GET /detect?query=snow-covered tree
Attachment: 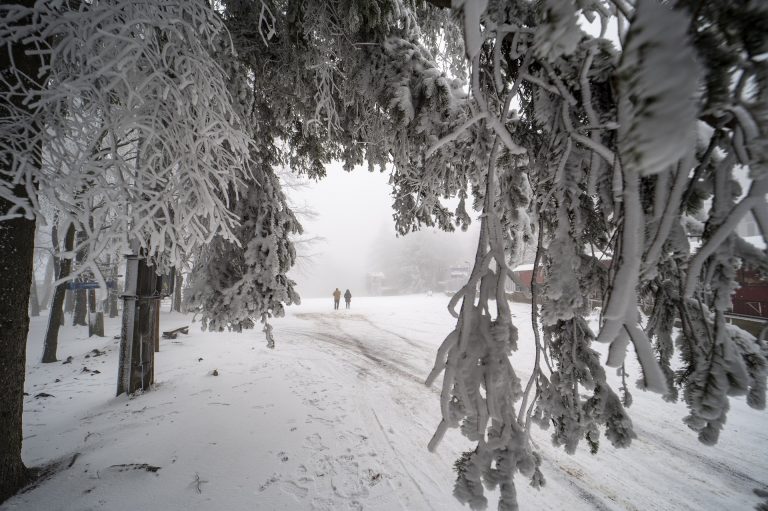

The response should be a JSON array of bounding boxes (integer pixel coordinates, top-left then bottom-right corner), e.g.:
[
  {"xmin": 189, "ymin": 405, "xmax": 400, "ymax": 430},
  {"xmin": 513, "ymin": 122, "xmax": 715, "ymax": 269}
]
[
  {"xmin": 0, "ymin": 0, "xmax": 265, "ymax": 501},
  {"xmin": 417, "ymin": 1, "xmax": 768, "ymax": 508},
  {"xmin": 185, "ymin": 171, "xmax": 302, "ymax": 344},
  {"xmin": 2, "ymin": 0, "xmax": 767, "ymax": 508}
]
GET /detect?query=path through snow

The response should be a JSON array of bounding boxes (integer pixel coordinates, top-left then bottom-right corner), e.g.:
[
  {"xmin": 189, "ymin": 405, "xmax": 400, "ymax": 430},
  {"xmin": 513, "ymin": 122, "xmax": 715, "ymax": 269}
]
[{"xmin": 3, "ymin": 296, "xmax": 767, "ymax": 510}]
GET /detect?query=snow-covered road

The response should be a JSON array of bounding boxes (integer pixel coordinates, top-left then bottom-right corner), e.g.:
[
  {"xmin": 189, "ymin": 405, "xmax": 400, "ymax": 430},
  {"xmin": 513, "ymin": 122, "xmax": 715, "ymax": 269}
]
[{"xmin": 3, "ymin": 296, "xmax": 767, "ymax": 510}]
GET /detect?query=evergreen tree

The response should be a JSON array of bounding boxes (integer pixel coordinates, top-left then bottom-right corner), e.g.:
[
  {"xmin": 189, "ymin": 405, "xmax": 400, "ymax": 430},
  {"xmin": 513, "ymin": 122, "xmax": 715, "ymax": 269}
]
[
  {"xmin": 1, "ymin": 0, "xmax": 767, "ymax": 508},
  {"xmin": 186, "ymin": 171, "xmax": 302, "ymax": 344},
  {"xmin": 0, "ymin": 0, "xmax": 263, "ymax": 501}
]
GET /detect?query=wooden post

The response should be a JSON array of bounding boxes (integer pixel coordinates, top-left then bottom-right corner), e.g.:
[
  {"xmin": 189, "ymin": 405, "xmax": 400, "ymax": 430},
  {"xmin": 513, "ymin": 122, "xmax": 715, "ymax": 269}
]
[
  {"xmin": 117, "ymin": 250, "xmax": 162, "ymax": 395},
  {"xmin": 117, "ymin": 248, "xmax": 162, "ymax": 395}
]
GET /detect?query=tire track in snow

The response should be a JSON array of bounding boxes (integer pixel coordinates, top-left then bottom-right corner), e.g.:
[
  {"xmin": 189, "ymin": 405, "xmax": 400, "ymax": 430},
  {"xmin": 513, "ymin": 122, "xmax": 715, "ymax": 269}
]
[
  {"xmin": 341, "ymin": 314, "xmax": 436, "ymax": 355},
  {"xmin": 368, "ymin": 408, "xmax": 438, "ymax": 511},
  {"xmin": 634, "ymin": 425, "xmax": 766, "ymax": 489},
  {"xmin": 287, "ymin": 311, "xmax": 620, "ymax": 510},
  {"xmin": 321, "ymin": 328, "xmax": 614, "ymax": 510},
  {"xmin": 283, "ymin": 328, "xmax": 432, "ymax": 390},
  {"xmin": 284, "ymin": 317, "xmax": 446, "ymax": 509},
  {"xmin": 537, "ymin": 456, "xmax": 617, "ymax": 511},
  {"xmin": 295, "ymin": 312, "xmax": 436, "ymax": 361}
]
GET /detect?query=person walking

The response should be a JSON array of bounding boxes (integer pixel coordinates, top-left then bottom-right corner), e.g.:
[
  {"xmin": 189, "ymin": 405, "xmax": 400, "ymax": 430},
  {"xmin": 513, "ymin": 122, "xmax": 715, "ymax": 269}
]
[
  {"xmin": 332, "ymin": 288, "xmax": 341, "ymax": 310},
  {"xmin": 344, "ymin": 289, "xmax": 352, "ymax": 309}
]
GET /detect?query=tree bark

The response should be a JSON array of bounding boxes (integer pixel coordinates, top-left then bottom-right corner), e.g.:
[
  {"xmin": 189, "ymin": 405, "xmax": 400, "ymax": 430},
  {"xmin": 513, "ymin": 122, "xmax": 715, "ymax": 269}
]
[
  {"xmin": 87, "ymin": 288, "xmax": 98, "ymax": 338},
  {"xmin": 0, "ymin": 198, "xmax": 35, "ymax": 504},
  {"xmin": 64, "ymin": 288, "xmax": 74, "ymax": 314},
  {"xmin": 0, "ymin": 0, "xmax": 42, "ymax": 500},
  {"xmin": 42, "ymin": 224, "xmax": 75, "ymax": 363},
  {"xmin": 154, "ymin": 300, "xmax": 161, "ymax": 352},
  {"xmin": 72, "ymin": 288, "xmax": 87, "ymax": 326},
  {"xmin": 29, "ymin": 277, "xmax": 40, "ymax": 317},
  {"xmin": 109, "ymin": 283, "xmax": 119, "ymax": 318},
  {"xmin": 107, "ymin": 258, "xmax": 119, "ymax": 318},
  {"xmin": 173, "ymin": 270, "xmax": 182, "ymax": 312},
  {"xmin": 40, "ymin": 253, "xmax": 55, "ymax": 309},
  {"xmin": 72, "ymin": 231, "xmax": 88, "ymax": 326}
]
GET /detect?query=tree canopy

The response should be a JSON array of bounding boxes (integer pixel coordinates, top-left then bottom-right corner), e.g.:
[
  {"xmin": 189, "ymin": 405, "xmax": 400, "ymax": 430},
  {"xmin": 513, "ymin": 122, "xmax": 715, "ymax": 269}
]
[{"xmin": 1, "ymin": 0, "xmax": 767, "ymax": 508}]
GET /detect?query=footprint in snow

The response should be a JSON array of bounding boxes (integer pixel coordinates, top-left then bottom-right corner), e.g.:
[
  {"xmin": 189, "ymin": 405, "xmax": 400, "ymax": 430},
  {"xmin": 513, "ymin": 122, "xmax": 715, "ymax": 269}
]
[
  {"xmin": 280, "ymin": 480, "xmax": 309, "ymax": 500},
  {"xmin": 257, "ymin": 473, "xmax": 280, "ymax": 492},
  {"xmin": 305, "ymin": 433, "xmax": 328, "ymax": 451}
]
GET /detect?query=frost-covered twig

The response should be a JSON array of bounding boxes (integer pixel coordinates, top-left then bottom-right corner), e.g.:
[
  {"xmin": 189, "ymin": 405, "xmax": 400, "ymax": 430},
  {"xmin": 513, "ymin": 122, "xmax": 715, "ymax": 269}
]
[
  {"xmin": 642, "ymin": 155, "xmax": 693, "ymax": 279},
  {"xmin": 518, "ymin": 218, "xmax": 546, "ymax": 425},
  {"xmin": 425, "ymin": 112, "xmax": 487, "ymax": 159},
  {"xmin": 0, "ymin": 0, "xmax": 254, "ymax": 272}
]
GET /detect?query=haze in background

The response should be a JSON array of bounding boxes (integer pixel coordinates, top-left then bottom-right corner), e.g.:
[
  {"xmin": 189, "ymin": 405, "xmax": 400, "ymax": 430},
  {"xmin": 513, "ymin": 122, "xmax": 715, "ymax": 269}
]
[
  {"xmin": 287, "ymin": 162, "xmax": 479, "ymax": 298},
  {"xmin": 286, "ymin": 18, "xmax": 618, "ymax": 301}
]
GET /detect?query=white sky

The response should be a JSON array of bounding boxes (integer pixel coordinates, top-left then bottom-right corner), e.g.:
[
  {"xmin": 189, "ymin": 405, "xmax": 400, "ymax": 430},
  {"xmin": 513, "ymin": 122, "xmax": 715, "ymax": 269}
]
[
  {"xmin": 287, "ymin": 162, "xmax": 479, "ymax": 298},
  {"xmin": 288, "ymin": 163, "xmax": 393, "ymax": 298}
]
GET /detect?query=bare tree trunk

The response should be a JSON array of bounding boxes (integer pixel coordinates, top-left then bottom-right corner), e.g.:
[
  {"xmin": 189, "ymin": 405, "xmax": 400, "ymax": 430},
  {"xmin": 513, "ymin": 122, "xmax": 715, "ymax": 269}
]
[
  {"xmin": 173, "ymin": 270, "xmax": 182, "ymax": 312},
  {"xmin": 0, "ymin": 1, "xmax": 41, "ymax": 500},
  {"xmin": 0, "ymin": 197, "xmax": 34, "ymax": 504},
  {"xmin": 87, "ymin": 287, "xmax": 102, "ymax": 338},
  {"xmin": 109, "ymin": 285, "xmax": 119, "ymax": 318},
  {"xmin": 154, "ymin": 302, "xmax": 161, "ymax": 352},
  {"xmin": 72, "ymin": 287, "xmax": 87, "ymax": 325},
  {"xmin": 40, "ymin": 254, "xmax": 55, "ymax": 310},
  {"xmin": 64, "ymin": 289, "xmax": 74, "ymax": 314},
  {"xmin": 42, "ymin": 224, "xmax": 75, "ymax": 363},
  {"xmin": 108, "ymin": 258, "xmax": 119, "ymax": 318},
  {"xmin": 29, "ymin": 277, "xmax": 40, "ymax": 317},
  {"xmin": 72, "ymin": 231, "xmax": 88, "ymax": 326}
]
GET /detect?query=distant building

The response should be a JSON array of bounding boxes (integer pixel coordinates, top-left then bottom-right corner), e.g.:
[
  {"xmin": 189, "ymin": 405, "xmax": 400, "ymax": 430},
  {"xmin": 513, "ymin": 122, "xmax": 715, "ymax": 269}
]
[
  {"xmin": 366, "ymin": 272, "xmax": 385, "ymax": 296},
  {"xmin": 439, "ymin": 262, "xmax": 470, "ymax": 294},
  {"xmin": 732, "ymin": 235, "xmax": 767, "ymax": 320},
  {"xmin": 507, "ymin": 263, "xmax": 543, "ymax": 302},
  {"xmin": 736, "ymin": 214, "xmax": 760, "ymax": 238}
]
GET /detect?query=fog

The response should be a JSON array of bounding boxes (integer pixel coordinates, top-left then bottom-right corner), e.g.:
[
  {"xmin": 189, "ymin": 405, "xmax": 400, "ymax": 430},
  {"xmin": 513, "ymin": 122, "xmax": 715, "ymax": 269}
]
[
  {"xmin": 287, "ymin": 162, "xmax": 480, "ymax": 299},
  {"xmin": 283, "ymin": 16, "xmax": 605, "ymax": 302}
]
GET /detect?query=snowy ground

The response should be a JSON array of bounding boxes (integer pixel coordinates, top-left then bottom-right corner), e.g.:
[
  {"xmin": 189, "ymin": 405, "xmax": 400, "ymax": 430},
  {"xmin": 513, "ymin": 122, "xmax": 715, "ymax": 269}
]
[{"xmin": 3, "ymin": 295, "xmax": 768, "ymax": 511}]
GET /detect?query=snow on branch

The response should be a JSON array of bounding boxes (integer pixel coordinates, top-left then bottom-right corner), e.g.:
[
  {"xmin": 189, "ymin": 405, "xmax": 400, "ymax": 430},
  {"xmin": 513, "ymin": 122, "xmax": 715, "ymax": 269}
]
[
  {"xmin": 419, "ymin": 0, "xmax": 768, "ymax": 507},
  {"xmin": 616, "ymin": 0, "xmax": 700, "ymax": 177},
  {"xmin": 0, "ymin": 0, "xmax": 254, "ymax": 272}
]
